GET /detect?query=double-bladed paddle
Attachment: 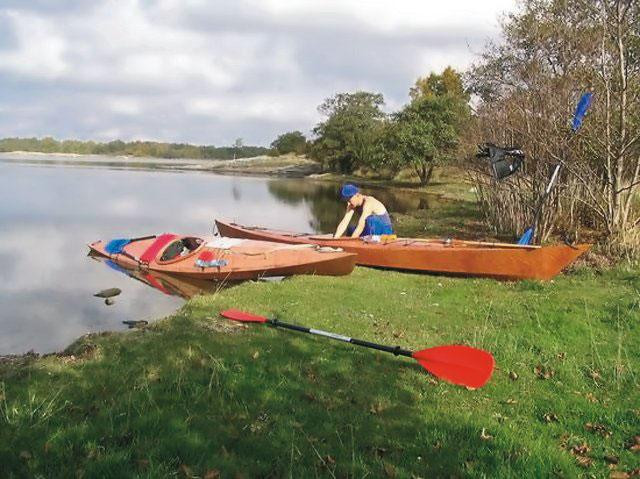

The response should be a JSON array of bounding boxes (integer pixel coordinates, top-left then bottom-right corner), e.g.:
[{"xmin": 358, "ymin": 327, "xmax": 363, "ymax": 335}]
[{"xmin": 220, "ymin": 309, "xmax": 495, "ymax": 389}]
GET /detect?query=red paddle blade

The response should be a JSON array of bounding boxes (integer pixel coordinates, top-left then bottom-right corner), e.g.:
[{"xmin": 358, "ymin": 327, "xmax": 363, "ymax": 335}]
[
  {"xmin": 413, "ymin": 345, "xmax": 495, "ymax": 389},
  {"xmin": 220, "ymin": 309, "xmax": 268, "ymax": 323}
]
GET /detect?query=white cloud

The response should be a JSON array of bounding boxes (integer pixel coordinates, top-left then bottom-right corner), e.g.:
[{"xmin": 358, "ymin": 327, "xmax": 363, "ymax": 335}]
[
  {"xmin": 0, "ymin": 0, "xmax": 516, "ymax": 145},
  {"xmin": 0, "ymin": 10, "xmax": 68, "ymax": 79}
]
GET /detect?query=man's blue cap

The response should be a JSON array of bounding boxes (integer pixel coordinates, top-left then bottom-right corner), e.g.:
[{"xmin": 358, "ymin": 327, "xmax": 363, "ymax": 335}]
[{"xmin": 340, "ymin": 183, "xmax": 359, "ymax": 200}]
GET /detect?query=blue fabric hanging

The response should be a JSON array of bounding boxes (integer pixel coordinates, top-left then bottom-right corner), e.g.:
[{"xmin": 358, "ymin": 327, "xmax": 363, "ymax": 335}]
[{"xmin": 571, "ymin": 92, "xmax": 593, "ymax": 132}]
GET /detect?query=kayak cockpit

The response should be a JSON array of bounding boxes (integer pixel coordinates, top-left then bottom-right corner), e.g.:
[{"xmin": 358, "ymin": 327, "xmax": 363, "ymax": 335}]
[{"xmin": 155, "ymin": 236, "xmax": 205, "ymax": 264}]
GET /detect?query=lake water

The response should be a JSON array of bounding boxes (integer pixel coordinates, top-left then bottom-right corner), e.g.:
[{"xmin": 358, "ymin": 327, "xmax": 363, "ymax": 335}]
[{"xmin": 0, "ymin": 157, "xmax": 430, "ymax": 354}]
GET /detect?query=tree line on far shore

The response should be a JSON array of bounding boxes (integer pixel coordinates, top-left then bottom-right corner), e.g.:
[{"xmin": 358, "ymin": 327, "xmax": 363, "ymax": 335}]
[{"xmin": 0, "ymin": 137, "xmax": 271, "ymax": 160}]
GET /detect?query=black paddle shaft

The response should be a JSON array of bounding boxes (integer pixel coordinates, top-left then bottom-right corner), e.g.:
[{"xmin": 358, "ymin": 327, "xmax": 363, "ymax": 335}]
[{"xmin": 267, "ymin": 319, "xmax": 414, "ymax": 358}]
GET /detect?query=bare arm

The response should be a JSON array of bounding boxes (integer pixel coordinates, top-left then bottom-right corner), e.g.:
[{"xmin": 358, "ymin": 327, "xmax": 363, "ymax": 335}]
[{"xmin": 334, "ymin": 208, "xmax": 355, "ymax": 238}]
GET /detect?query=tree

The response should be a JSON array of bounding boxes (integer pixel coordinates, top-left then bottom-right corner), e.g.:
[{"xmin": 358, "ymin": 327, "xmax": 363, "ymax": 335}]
[
  {"xmin": 387, "ymin": 95, "xmax": 466, "ymax": 185},
  {"xmin": 311, "ymin": 91, "xmax": 386, "ymax": 173},
  {"xmin": 410, "ymin": 66, "xmax": 469, "ymax": 102},
  {"xmin": 271, "ymin": 131, "xmax": 307, "ymax": 155}
]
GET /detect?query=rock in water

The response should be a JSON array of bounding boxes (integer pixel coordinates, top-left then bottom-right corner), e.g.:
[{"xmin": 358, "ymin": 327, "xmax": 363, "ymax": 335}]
[
  {"xmin": 122, "ymin": 320, "xmax": 148, "ymax": 329},
  {"xmin": 94, "ymin": 288, "xmax": 122, "ymax": 298},
  {"xmin": 104, "ymin": 298, "xmax": 115, "ymax": 306}
]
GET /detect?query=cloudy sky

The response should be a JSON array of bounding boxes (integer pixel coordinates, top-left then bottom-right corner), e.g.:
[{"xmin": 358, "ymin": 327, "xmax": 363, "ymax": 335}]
[{"xmin": 0, "ymin": 0, "xmax": 515, "ymax": 146}]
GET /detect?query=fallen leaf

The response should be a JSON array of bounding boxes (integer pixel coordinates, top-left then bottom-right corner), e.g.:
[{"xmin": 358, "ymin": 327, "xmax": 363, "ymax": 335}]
[
  {"xmin": 534, "ymin": 365, "xmax": 555, "ymax": 380},
  {"xmin": 589, "ymin": 369, "xmax": 602, "ymax": 381},
  {"xmin": 252, "ymin": 351, "xmax": 259, "ymax": 359},
  {"xmin": 543, "ymin": 413, "xmax": 559, "ymax": 423},
  {"xmin": 575, "ymin": 455, "xmax": 593, "ymax": 468},
  {"xmin": 383, "ymin": 462, "xmax": 397, "ymax": 478},
  {"xmin": 504, "ymin": 398, "xmax": 518, "ymax": 405},
  {"xmin": 323, "ymin": 455, "xmax": 336, "ymax": 466},
  {"xmin": 369, "ymin": 402, "xmax": 385, "ymax": 415},
  {"xmin": 604, "ymin": 455, "xmax": 620, "ymax": 464},
  {"xmin": 627, "ymin": 435, "xmax": 640, "ymax": 452},
  {"xmin": 610, "ymin": 471, "xmax": 629, "ymax": 479},
  {"xmin": 570, "ymin": 442, "xmax": 591, "ymax": 456},
  {"xmin": 509, "ymin": 371, "xmax": 519, "ymax": 380},
  {"xmin": 480, "ymin": 428, "xmax": 493, "ymax": 441},
  {"xmin": 585, "ymin": 422, "xmax": 612, "ymax": 438},
  {"xmin": 556, "ymin": 352, "xmax": 567, "ymax": 360},
  {"xmin": 204, "ymin": 470, "xmax": 220, "ymax": 479},
  {"xmin": 585, "ymin": 392, "xmax": 598, "ymax": 403},
  {"xmin": 179, "ymin": 464, "xmax": 194, "ymax": 478}
]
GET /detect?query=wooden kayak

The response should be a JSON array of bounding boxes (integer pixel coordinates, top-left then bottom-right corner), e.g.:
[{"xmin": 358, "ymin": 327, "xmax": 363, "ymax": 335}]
[
  {"xmin": 88, "ymin": 233, "xmax": 356, "ymax": 281},
  {"xmin": 215, "ymin": 220, "xmax": 590, "ymax": 281}
]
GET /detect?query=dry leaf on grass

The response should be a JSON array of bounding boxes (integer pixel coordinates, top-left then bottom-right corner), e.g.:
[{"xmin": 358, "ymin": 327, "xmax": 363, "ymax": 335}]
[
  {"xmin": 179, "ymin": 464, "xmax": 194, "ymax": 478},
  {"xmin": 323, "ymin": 455, "xmax": 336, "ymax": 466},
  {"xmin": 575, "ymin": 455, "xmax": 593, "ymax": 468},
  {"xmin": 480, "ymin": 428, "xmax": 493, "ymax": 441},
  {"xmin": 585, "ymin": 422, "xmax": 612, "ymax": 438},
  {"xmin": 384, "ymin": 462, "xmax": 397, "ymax": 478},
  {"xmin": 627, "ymin": 435, "xmax": 640, "ymax": 452},
  {"xmin": 570, "ymin": 443, "xmax": 591, "ymax": 456},
  {"xmin": 534, "ymin": 365, "xmax": 555, "ymax": 379}
]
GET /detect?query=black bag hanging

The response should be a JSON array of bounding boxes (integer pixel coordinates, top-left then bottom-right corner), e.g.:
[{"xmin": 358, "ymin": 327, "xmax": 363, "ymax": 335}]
[{"xmin": 477, "ymin": 143, "xmax": 525, "ymax": 180}]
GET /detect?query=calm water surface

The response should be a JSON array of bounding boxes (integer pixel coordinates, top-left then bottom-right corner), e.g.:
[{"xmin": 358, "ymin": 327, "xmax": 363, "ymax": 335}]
[{"xmin": 0, "ymin": 158, "xmax": 430, "ymax": 354}]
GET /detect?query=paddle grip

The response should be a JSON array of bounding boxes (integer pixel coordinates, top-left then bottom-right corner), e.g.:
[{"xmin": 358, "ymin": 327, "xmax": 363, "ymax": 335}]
[{"xmin": 349, "ymin": 338, "xmax": 413, "ymax": 358}]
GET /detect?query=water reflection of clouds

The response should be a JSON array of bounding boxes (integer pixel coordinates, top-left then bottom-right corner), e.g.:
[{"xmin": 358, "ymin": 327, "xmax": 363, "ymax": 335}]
[{"xmin": 0, "ymin": 163, "xmax": 325, "ymax": 354}]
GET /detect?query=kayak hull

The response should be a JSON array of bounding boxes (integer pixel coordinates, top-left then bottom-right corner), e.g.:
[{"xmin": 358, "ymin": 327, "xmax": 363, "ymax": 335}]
[
  {"xmin": 88, "ymin": 234, "xmax": 356, "ymax": 281},
  {"xmin": 215, "ymin": 220, "xmax": 590, "ymax": 281}
]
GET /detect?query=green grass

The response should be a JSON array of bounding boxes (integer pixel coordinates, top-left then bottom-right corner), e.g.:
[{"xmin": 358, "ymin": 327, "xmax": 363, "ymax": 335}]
[{"xmin": 2, "ymin": 267, "xmax": 639, "ymax": 478}]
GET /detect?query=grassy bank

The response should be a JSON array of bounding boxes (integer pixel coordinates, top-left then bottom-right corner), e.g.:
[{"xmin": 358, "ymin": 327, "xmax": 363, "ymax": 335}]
[{"xmin": 2, "ymin": 266, "xmax": 639, "ymax": 477}]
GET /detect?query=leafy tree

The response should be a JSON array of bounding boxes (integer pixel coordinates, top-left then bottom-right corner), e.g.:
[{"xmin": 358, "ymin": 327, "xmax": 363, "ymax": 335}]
[
  {"xmin": 410, "ymin": 66, "xmax": 469, "ymax": 102},
  {"xmin": 385, "ymin": 68, "xmax": 469, "ymax": 185},
  {"xmin": 387, "ymin": 95, "xmax": 466, "ymax": 185},
  {"xmin": 270, "ymin": 131, "xmax": 307, "ymax": 155},
  {"xmin": 311, "ymin": 91, "xmax": 386, "ymax": 173}
]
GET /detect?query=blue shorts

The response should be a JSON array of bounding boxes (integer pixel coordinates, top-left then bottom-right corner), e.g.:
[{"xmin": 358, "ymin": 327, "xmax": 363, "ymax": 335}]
[{"xmin": 348, "ymin": 213, "xmax": 394, "ymax": 236}]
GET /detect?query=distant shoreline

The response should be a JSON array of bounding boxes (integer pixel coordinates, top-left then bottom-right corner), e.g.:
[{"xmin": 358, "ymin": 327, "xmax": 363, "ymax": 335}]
[{"xmin": 0, "ymin": 151, "xmax": 321, "ymax": 178}]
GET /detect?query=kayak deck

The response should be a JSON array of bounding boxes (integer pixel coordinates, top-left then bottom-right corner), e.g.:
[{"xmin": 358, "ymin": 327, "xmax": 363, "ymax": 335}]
[{"xmin": 215, "ymin": 220, "xmax": 590, "ymax": 281}]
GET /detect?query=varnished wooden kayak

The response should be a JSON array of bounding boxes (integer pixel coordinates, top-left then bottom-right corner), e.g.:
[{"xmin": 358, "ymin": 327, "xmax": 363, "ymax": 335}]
[
  {"xmin": 215, "ymin": 220, "xmax": 590, "ymax": 281},
  {"xmin": 88, "ymin": 233, "xmax": 356, "ymax": 281}
]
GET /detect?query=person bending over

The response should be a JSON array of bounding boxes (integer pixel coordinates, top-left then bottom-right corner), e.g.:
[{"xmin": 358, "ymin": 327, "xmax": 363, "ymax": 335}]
[{"xmin": 334, "ymin": 184, "xmax": 394, "ymax": 238}]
